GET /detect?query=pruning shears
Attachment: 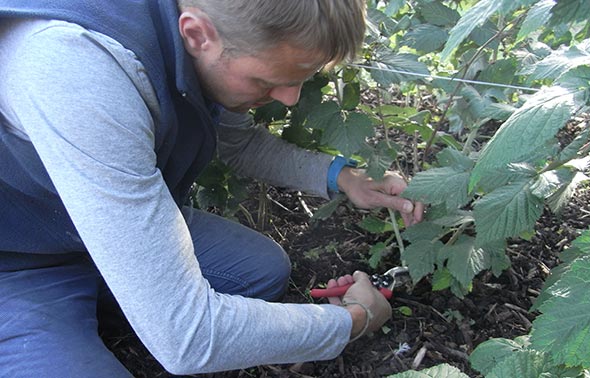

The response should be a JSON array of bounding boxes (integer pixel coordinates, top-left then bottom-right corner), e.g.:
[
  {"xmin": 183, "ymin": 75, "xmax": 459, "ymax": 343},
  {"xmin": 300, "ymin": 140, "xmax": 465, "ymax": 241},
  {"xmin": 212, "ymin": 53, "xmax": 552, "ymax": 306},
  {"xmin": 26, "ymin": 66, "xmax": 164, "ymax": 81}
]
[{"xmin": 310, "ymin": 266, "xmax": 411, "ymax": 300}]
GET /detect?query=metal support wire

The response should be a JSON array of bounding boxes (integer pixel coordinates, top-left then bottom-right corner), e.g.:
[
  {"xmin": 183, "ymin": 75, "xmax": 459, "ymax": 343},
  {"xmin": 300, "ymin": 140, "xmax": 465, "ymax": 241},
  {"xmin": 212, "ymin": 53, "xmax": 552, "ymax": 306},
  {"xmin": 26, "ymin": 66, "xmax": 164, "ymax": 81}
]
[{"xmin": 347, "ymin": 63, "xmax": 540, "ymax": 93}]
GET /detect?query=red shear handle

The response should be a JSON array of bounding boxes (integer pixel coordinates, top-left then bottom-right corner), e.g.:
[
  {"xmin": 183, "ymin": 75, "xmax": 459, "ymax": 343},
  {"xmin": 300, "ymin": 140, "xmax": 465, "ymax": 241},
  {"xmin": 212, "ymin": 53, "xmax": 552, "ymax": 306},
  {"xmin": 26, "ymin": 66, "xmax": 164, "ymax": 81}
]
[{"xmin": 310, "ymin": 284, "xmax": 393, "ymax": 299}]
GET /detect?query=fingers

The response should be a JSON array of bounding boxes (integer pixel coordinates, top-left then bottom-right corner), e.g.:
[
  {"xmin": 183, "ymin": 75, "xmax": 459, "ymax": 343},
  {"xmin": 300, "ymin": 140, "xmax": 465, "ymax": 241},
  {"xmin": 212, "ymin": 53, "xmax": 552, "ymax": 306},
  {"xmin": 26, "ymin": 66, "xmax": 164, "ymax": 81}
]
[{"xmin": 326, "ymin": 274, "xmax": 354, "ymax": 305}]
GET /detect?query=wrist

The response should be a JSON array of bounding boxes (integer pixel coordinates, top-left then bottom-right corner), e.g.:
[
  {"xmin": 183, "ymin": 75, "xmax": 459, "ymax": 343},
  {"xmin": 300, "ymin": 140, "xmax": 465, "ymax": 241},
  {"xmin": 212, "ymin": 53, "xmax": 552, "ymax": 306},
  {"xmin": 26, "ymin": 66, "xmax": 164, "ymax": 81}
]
[
  {"xmin": 327, "ymin": 156, "xmax": 357, "ymax": 193},
  {"xmin": 342, "ymin": 301, "xmax": 373, "ymax": 342}
]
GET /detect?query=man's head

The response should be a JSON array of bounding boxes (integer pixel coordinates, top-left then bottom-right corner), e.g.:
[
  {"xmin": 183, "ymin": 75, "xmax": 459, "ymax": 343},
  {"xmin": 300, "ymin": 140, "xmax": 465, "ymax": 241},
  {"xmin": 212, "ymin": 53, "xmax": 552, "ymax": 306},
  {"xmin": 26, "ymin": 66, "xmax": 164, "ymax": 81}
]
[{"xmin": 177, "ymin": 0, "xmax": 366, "ymax": 113}]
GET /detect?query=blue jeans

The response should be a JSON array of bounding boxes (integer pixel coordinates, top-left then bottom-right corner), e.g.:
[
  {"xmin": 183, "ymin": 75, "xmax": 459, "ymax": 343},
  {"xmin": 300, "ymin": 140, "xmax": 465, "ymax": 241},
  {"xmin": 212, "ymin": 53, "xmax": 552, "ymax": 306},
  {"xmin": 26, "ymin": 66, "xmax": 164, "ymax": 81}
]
[{"xmin": 0, "ymin": 208, "xmax": 291, "ymax": 377}]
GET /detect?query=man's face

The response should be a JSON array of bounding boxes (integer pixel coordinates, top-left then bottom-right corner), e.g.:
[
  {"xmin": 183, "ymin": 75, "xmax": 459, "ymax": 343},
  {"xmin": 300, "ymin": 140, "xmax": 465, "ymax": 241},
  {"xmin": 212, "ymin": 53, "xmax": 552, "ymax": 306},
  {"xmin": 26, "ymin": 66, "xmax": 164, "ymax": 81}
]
[{"xmin": 194, "ymin": 44, "xmax": 325, "ymax": 113}]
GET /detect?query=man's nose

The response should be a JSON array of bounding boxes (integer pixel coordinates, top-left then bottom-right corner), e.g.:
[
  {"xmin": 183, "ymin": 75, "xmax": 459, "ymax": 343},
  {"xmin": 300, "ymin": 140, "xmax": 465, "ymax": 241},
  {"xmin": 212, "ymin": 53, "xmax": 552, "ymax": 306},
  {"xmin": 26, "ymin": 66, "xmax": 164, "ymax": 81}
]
[{"xmin": 269, "ymin": 85, "xmax": 302, "ymax": 107}]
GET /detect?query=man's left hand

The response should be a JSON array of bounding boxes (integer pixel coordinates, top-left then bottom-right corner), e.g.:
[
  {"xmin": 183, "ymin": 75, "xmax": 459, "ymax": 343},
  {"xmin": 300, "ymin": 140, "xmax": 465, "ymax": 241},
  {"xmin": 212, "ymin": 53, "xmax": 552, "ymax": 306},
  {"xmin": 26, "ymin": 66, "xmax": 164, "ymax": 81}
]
[{"xmin": 336, "ymin": 167, "xmax": 424, "ymax": 226}]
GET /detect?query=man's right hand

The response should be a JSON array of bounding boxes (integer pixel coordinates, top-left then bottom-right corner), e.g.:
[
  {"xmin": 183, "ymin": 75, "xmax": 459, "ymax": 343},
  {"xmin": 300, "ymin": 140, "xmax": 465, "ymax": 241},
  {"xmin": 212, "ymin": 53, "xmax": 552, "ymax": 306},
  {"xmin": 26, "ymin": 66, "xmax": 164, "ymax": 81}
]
[{"xmin": 326, "ymin": 271, "xmax": 392, "ymax": 341}]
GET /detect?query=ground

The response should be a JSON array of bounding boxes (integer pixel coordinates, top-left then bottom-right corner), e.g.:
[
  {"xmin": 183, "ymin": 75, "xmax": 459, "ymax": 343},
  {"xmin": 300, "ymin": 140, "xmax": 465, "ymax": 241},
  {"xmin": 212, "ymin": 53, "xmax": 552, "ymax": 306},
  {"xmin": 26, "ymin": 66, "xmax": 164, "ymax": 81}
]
[{"xmin": 103, "ymin": 180, "xmax": 590, "ymax": 378}]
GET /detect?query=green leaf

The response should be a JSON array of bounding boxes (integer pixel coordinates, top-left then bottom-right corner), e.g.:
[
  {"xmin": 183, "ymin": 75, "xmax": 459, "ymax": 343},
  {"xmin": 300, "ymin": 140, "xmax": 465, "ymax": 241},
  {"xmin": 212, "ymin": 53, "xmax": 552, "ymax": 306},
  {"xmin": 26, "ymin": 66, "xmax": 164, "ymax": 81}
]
[
  {"xmin": 384, "ymin": 0, "xmax": 405, "ymax": 17},
  {"xmin": 479, "ymin": 239, "xmax": 511, "ymax": 277},
  {"xmin": 371, "ymin": 51, "xmax": 430, "ymax": 86},
  {"xmin": 361, "ymin": 141, "xmax": 398, "ymax": 180},
  {"xmin": 341, "ymin": 82, "xmax": 361, "ymax": 110},
  {"xmin": 253, "ymin": 101, "xmax": 288, "ymax": 124},
  {"xmin": 525, "ymin": 40, "xmax": 590, "ymax": 81},
  {"xmin": 444, "ymin": 236, "xmax": 491, "ymax": 288},
  {"xmin": 305, "ymin": 101, "xmax": 342, "ymax": 130},
  {"xmin": 549, "ymin": 0, "xmax": 590, "ymax": 26},
  {"xmin": 403, "ymin": 167, "xmax": 471, "ymax": 210},
  {"xmin": 482, "ymin": 103, "xmax": 516, "ymax": 121},
  {"xmin": 359, "ymin": 216, "xmax": 394, "ymax": 234},
  {"xmin": 470, "ymin": 86, "xmax": 578, "ymax": 189},
  {"xmin": 432, "ymin": 268, "xmax": 453, "ymax": 291},
  {"xmin": 396, "ymin": 306, "xmax": 413, "ymax": 317},
  {"xmin": 369, "ymin": 242, "xmax": 388, "ymax": 269},
  {"xmin": 558, "ymin": 127, "xmax": 590, "ymax": 162},
  {"xmin": 196, "ymin": 185, "xmax": 228, "ymax": 209},
  {"xmin": 470, "ymin": 336, "xmax": 530, "ymax": 375},
  {"xmin": 401, "ymin": 222, "xmax": 445, "ymax": 244},
  {"xmin": 437, "ymin": 148, "xmax": 475, "ymax": 171},
  {"xmin": 386, "ymin": 363, "xmax": 470, "ymax": 378},
  {"xmin": 311, "ymin": 194, "xmax": 346, "ymax": 221},
  {"xmin": 517, "ymin": 0, "xmax": 555, "ymax": 42},
  {"xmin": 487, "ymin": 350, "xmax": 555, "ymax": 378},
  {"xmin": 401, "ymin": 240, "xmax": 443, "ymax": 283},
  {"xmin": 419, "ymin": 2, "xmax": 460, "ymax": 27},
  {"xmin": 401, "ymin": 24, "xmax": 448, "ymax": 53},
  {"xmin": 320, "ymin": 111, "xmax": 374, "ymax": 158},
  {"xmin": 474, "ymin": 178, "xmax": 544, "ymax": 245},
  {"xmin": 550, "ymin": 171, "xmax": 589, "ymax": 215},
  {"xmin": 432, "ymin": 210, "xmax": 474, "ymax": 228},
  {"xmin": 440, "ymin": 0, "xmax": 502, "ymax": 61},
  {"xmin": 530, "ymin": 255, "xmax": 590, "ymax": 368}
]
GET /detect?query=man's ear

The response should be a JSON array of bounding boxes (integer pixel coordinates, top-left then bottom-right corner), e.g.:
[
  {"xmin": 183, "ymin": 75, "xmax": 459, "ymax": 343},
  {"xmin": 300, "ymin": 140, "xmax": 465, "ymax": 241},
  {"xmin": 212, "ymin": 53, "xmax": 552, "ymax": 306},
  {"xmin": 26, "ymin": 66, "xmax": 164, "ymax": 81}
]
[{"xmin": 178, "ymin": 8, "xmax": 221, "ymax": 56}]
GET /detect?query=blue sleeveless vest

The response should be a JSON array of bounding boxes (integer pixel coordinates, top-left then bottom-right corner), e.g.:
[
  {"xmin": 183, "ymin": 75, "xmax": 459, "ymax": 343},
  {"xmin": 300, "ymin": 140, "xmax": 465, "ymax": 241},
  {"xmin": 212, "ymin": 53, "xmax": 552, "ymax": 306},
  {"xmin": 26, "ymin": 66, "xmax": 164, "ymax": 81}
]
[{"xmin": 0, "ymin": 0, "xmax": 218, "ymax": 253}]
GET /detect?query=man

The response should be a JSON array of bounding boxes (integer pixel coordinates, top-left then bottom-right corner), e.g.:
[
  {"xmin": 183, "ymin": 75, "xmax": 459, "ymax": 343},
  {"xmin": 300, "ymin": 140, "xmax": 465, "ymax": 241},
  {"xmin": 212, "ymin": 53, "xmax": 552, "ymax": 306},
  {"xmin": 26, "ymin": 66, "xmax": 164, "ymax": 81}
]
[{"xmin": 0, "ymin": 0, "xmax": 423, "ymax": 376}]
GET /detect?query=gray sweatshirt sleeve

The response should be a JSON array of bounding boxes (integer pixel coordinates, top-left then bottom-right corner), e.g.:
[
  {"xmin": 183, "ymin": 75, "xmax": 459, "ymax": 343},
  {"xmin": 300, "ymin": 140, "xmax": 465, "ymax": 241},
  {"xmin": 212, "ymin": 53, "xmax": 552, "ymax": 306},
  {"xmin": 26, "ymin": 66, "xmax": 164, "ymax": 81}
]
[
  {"xmin": 217, "ymin": 110, "xmax": 334, "ymax": 199},
  {"xmin": 0, "ymin": 20, "xmax": 351, "ymax": 374}
]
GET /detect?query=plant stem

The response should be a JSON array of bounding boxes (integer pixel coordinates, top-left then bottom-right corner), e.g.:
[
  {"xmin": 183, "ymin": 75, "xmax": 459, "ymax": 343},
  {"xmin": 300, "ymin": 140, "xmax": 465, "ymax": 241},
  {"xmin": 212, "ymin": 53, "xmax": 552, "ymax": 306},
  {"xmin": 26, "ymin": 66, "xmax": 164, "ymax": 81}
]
[{"xmin": 387, "ymin": 208, "xmax": 405, "ymax": 255}]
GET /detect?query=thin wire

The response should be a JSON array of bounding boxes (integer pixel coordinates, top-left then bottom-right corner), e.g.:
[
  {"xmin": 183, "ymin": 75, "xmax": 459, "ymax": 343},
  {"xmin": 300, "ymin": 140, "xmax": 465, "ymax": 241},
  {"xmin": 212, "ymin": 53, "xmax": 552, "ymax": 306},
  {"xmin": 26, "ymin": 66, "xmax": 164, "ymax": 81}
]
[{"xmin": 347, "ymin": 63, "xmax": 541, "ymax": 93}]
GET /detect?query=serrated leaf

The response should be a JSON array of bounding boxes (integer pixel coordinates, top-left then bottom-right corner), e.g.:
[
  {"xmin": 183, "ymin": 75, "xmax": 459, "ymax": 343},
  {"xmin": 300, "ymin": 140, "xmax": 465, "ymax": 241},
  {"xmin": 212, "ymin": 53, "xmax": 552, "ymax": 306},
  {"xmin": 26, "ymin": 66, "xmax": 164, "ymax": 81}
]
[
  {"xmin": 474, "ymin": 178, "xmax": 544, "ymax": 245},
  {"xmin": 479, "ymin": 239, "xmax": 511, "ymax": 276},
  {"xmin": 361, "ymin": 141, "xmax": 398, "ymax": 180},
  {"xmin": 531, "ymin": 170, "xmax": 562, "ymax": 198},
  {"xmin": 527, "ymin": 40, "xmax": 590, "ymax": 81},
  {"xmin": 547, "ymin": 170, "xmax": 588, "ymax": 214},
  {"xmin": 371, "ymin": 52, "xmax": 430, "ymax": 86},
  {"xmin": 432, "ymin": 210, "xmax": 474, "ymax": 228},
  {"xmin": 342, "ymin": 82, "xmax": 361, "ymax": 110},
  {"xmin": 359, "ymin": 216, "xmax": 394, "ymax": 234},
  {"xmin": 403, "ymin": 167, "xmax": 471, "ymax": 210},
  {"xmin": 531, "ymin": 255, "xmax": 590, "ymax": 368},
  {"xmin": 401, "ymin": 24, "xmax": 448, "ymax": 53},
  {"xmin": 444, "ymin": 236, "xmax": 491, "ymax": 288},
  {"xmin": 401, "ymin": 240, "xmax": 443, "ymax": 283},
  {"xmin": 320, "ymin": 111, "xmax": 374, "ymax": 157},
  {"xmin": 305, "ymin": 101, "xmax": 342, "ymax": 130},
  {"xmin": 482, "ymin": 103, "xmax": 517, "ymax": 121},
  {"xmin": 517, "ymin": 0, "xmax": 555, "ymax": 42},
  {"xmin": 559, "ymin": 127, "xmax": 590, "ymax": 162},
  {"xmin": 420, "ymin": 2, "xmax": 460, "ymax": 27},
  {"xmin": 386, "ymin": 363, "xmax": 470, "ymax": 378},
  {"xmin": 487, "ymin": 350, "xmax": 554, "ymax": 378},
  {"xmin": 549, "ymin": 0, "xmax": 590, "ymax": 26},
  {"xmin": 437, "ymin": 148, "xmax": 475, "ymax": 171},
  {"xmin": 470, "ymin": 86, "xmax": 577, "ymax": 189},
  {"xmin": 432, "ymin": 268, "xmax": 453, "ymax": 291},
  {"xmin": 440, "ymin": 0, "xmax": 502, "ymax": 61},
  {"xmin": 384, "ymin": 0, "xmax": 405, "ymax": 17},
  {"xmin": 401, "ymin": 222, "xmax": 445, "ymax": 244},
  {"xmin": 470, "ymin": 20, "xmax": 500, "ymax": 50},
  {"xmin": 470, "ymin": 337, "xmax": 530, "ymax": 375},
  {"xmin": 196, "ymin": 185, "xmax": 228, "ymax": 209},
  {"xmin": 366, "ymin": 7, "xmax": 399, "ymax": 37}
]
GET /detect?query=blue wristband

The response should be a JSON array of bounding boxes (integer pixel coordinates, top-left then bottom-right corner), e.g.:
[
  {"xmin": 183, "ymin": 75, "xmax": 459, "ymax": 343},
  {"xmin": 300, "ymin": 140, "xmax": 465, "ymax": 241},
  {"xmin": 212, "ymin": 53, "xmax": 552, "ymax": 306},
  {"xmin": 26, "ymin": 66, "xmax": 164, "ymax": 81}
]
[{"xmin": 327, "ymin": 156, "xmax": 358, "ymax": 193}]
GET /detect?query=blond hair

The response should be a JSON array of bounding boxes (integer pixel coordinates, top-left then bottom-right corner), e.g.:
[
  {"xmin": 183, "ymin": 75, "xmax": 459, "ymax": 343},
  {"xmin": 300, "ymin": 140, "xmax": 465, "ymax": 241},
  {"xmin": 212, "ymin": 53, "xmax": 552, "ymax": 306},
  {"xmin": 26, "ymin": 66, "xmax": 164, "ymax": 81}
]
[{"xmin": 177, "ymin": 0, "xmax": 366, "ymax": 65}]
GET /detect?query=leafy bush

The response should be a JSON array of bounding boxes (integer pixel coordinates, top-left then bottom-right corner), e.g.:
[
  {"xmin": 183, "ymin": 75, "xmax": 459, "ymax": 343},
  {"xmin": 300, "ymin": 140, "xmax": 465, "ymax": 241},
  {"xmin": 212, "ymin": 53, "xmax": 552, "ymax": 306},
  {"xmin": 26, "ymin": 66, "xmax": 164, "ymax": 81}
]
[
  {"xmin": 196, "ymin": 0, "xmax": 590, "ymax": 300},
  {"xmin": 467, "ymin": 229, "xmax": 590, "ymax": 377}
]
